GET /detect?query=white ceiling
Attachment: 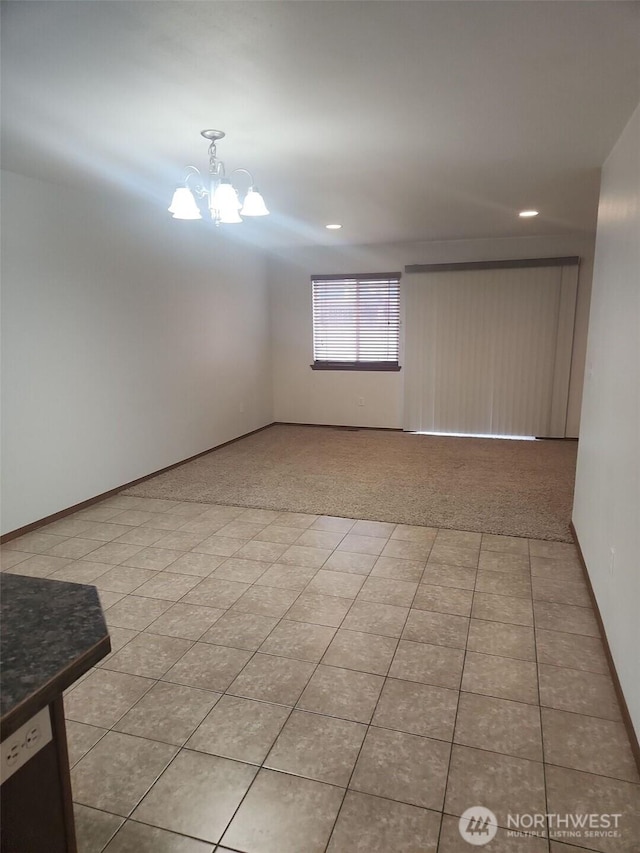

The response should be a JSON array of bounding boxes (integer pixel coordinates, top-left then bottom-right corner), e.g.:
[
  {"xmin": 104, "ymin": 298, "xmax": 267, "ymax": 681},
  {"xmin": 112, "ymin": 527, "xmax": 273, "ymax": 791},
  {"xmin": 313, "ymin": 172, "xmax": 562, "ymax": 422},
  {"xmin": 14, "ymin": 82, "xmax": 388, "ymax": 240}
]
[{"xmin": 1, "ymin": 1, "xmax": 639, "ymax": 247}]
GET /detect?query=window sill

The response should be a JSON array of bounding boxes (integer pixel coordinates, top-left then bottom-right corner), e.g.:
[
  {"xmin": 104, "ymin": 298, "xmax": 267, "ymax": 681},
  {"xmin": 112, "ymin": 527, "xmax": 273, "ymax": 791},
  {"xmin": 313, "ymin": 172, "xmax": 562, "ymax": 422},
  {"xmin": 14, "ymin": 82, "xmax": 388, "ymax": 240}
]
[{"xmin": 310, "ymin": 362, "xmax": 402, "ymax": 372}]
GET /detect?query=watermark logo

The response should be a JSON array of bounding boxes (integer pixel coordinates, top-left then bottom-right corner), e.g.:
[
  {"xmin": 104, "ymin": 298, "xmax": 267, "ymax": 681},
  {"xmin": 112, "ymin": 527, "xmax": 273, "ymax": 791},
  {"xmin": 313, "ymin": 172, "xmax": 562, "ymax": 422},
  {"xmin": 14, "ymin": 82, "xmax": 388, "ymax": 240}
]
[
  {"xmin": 459, "ymin": 806, "xmax": 499, "ymax": 846},
  {"xmin": 509, "ymin": 812, "xmax": 622, "ymax": 840},
  {"xmin": 458, "ymin": 808, "xmax": 624, "ymax": 845}
]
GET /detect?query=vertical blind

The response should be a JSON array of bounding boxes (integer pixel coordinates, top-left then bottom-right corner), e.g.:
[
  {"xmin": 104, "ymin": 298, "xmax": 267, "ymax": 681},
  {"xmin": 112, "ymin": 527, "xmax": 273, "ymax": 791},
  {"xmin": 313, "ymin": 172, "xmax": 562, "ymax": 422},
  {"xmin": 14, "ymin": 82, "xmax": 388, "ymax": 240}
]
[
  {"xmin": 311, "ymin": 273, "xmax": 401, "ymax": 369},
  {"xmin": 403, "ymin": 263, "xmax": 579, "ymax": 437}
]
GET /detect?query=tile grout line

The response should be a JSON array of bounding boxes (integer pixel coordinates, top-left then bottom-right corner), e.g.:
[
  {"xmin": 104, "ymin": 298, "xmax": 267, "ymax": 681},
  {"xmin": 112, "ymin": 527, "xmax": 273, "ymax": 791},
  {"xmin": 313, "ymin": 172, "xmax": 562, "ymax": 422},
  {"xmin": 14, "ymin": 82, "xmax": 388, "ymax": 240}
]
[
  {"xmin": 435, "ymin": 539, "xmax": 478, "ymax": 851},
  {"xmin": 530, "ymin": 536, "xmax": 554, "ymax": 853}
]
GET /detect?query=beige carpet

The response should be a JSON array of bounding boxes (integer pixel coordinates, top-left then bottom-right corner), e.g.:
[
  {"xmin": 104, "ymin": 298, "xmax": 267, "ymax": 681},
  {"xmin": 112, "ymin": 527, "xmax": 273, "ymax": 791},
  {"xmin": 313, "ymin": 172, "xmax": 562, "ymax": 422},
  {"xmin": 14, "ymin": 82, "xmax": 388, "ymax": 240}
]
[{"xmin": 123, "ymin": 424, "xmax": 577, "ymax": 542}]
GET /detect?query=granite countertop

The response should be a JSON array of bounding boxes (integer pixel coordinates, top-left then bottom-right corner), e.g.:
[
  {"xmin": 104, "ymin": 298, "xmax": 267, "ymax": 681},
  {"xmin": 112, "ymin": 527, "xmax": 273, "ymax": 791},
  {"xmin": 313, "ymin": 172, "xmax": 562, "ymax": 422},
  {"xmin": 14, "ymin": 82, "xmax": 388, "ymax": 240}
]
[{"xmin": 0, "ymin": 573, "xmax": 111, "ymax": 739}]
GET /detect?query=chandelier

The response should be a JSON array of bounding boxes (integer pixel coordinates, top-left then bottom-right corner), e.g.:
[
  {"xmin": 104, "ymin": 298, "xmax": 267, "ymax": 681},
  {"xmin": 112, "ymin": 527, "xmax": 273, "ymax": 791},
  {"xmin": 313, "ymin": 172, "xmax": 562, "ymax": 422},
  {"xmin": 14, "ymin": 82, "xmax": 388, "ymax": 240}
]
[{"xmin": 168, "ymin": 130, "xmax": 269, "ymax": 225}]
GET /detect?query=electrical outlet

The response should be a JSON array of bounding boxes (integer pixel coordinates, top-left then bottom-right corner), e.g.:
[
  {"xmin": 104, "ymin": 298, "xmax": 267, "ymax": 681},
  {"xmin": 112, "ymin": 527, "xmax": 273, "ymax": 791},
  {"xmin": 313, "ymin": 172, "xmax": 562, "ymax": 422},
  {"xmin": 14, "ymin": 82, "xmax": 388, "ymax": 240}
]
[
  {"xmin": 357, "ymin": 397, "xmax": 365, "ymax": 406},
  {"xmin": 6, "ymin": 743, "xmax": 20, "ymax": 766},
  {"xmin": 1, "ymin": 706, "xmax": 52, "ymax": 783},
  {"xmin": 239, "ymin": 402, "xmax": 245, "ymax": 414},
  {"xmin": 25, "ymin": 726, "xmax": 41, "ymax": 748}
]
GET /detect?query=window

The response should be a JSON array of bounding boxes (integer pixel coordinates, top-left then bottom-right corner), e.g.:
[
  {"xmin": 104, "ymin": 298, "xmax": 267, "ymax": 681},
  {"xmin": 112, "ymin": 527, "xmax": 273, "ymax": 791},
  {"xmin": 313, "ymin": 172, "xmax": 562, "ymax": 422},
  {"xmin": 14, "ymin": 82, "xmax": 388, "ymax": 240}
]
[{"xmin": 311, "ymin": 273, "xmax": 401, "ymax": 370}]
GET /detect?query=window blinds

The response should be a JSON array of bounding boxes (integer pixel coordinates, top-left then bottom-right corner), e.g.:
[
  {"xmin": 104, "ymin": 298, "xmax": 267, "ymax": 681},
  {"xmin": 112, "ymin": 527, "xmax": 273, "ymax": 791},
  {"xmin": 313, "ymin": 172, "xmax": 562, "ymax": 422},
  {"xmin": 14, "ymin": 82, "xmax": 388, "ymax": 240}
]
[{"xmin": 311, "ymin": 273, "xmax": 401, "ymax": 370}]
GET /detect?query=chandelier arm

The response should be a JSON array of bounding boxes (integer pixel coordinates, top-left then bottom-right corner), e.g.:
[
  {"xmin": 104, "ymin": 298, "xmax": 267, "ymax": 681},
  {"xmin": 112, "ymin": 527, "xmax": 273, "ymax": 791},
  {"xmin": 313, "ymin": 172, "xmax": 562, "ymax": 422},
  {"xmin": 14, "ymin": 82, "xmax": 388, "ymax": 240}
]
[
  {"xmin": 183, "ymin": 165, "xmax": 209, "ymax": 199},
  {"xmin": 229, "ymin": 167, "xmax": 255, "ymax": 186}
]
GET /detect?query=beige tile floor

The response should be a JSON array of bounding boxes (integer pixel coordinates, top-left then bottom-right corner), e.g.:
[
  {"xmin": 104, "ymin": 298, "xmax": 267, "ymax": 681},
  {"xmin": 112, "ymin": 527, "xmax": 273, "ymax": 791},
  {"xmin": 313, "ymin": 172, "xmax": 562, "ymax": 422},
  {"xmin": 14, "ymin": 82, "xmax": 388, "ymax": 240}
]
[{"xmin": 3, "ymin": 495, "xmax": 640, "ymax": 853}]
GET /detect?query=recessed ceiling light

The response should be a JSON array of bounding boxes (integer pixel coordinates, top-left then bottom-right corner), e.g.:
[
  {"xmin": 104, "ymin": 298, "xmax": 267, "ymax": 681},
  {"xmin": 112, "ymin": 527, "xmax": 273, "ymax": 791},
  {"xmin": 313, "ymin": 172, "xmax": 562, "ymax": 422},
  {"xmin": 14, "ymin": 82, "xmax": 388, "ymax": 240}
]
[
  {"xmin": 325, "ymin": 223, "xmax": 342, "ymax": 230},
  {"xmin": 519, "ymin": 210, "xmax": 539, "ymax": 218}
]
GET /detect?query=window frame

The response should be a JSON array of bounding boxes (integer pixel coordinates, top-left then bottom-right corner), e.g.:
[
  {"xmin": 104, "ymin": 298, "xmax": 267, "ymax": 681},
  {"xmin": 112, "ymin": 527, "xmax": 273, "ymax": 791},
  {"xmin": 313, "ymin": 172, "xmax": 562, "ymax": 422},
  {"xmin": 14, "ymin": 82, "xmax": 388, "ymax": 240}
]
[{"xmin": 310, "ymin": 272, "xmax": 402, "ymax": 372}]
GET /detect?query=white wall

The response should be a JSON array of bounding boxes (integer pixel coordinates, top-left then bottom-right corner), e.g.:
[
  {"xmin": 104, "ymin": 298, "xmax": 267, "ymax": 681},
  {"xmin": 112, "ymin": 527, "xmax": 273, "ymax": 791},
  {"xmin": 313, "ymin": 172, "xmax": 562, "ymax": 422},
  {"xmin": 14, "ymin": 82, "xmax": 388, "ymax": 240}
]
[
  {"xmin": 269, "ymin": 234, "xmax": 594, "ymax": 433},
  {"xmin": 0, "ymin": 170, "xmax": 272, "ymax": 534},
  {"xmin": 573, "ymin": 105, "xmax": 640, "ymax": 737}
]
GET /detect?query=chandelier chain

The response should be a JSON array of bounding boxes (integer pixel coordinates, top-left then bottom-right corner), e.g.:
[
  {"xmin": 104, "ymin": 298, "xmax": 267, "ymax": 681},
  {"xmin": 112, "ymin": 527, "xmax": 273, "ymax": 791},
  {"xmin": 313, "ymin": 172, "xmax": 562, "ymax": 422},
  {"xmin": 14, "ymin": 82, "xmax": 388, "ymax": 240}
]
[{"xmin": 208, "ymin": 142, "xmax": 227, "ymax": 180}]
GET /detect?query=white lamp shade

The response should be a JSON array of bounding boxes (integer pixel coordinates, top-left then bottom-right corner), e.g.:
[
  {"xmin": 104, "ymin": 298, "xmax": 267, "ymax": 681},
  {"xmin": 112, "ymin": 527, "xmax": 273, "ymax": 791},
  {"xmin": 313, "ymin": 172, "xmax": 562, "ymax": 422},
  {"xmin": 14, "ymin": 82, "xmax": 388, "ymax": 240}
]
[
  {"xmin": 241, "ymin": 188, "xmax": 269, "ymax": 216},
  {"xmin": 168, "ymin": 187, "xmax": 201, "ymax": 220},
  {"xmin": 212, "ymin": 180, "xmax": 241, "ymax": 213}
]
